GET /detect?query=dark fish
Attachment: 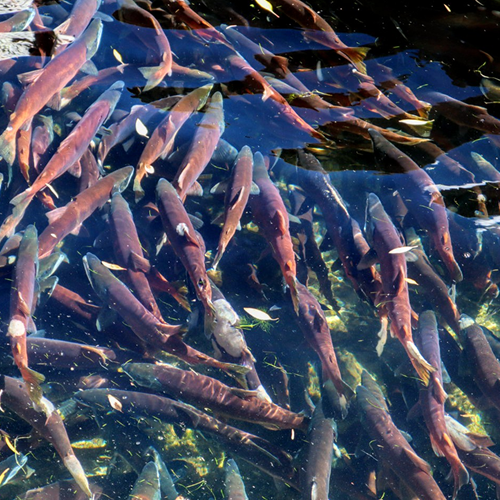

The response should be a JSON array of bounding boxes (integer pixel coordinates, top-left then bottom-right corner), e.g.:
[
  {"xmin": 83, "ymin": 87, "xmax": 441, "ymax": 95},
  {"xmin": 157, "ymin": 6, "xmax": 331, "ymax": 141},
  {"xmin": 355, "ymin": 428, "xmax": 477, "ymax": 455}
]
[
  {"xmin": 357, "ymin": 374, "xmax": 446, "ymax": 500},
  {"xmin": 365, "ymin": 193, "xmax": 434, "ymax": 385},
  {"xmin": 369, "ymin": 128, "xmax": 463, "ymax": 283},
  {"xmin": 460, "ymin": 317, "xmax": 500, "ymax": 412},
  {"xmin": 123, "ymin": 362, "xmax": 309, "ymax": 431},
  {"xmin": 156, "ymin": 178, "xmax": 214, "ymax": 315},
  {"xmin": 295, "ymin": 281, "xmax": 348, "ymax": 418},
  {"xmin": 265, "ymin": 0, "xmax": 368, "ymax": 73},
  {"xmin": 404, "ymin": 227, "xmax": 461, "ymax": 335},
  {"xmin": 76, "ymin": 388, "xmax": 298, "ymax": 486},
  {"xmin": 0, "ymin": 375, "xmax": 91, "ymax": 497},
  {"xmin": 299, "ymin": 401, "xmax": 335, "ymax": 500},
  {"xmin": 414, "ymin": 311, "xmax": 469, "ymax": 498}
]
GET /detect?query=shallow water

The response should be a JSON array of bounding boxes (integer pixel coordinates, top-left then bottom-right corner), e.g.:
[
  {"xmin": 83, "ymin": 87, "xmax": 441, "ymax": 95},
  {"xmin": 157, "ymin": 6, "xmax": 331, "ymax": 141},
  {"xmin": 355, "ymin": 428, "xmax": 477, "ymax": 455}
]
[{"xmin": 1, "ymin": 1, "xmax": 500, "ymax": 499}]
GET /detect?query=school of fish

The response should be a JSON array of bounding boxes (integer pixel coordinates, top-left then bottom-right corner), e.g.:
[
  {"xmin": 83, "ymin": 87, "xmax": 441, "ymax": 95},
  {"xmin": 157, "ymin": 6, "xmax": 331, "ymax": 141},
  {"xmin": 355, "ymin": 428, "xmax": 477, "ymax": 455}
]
[{"xmin": 0, "ymin": 0, "xmax": 500, "ymax": 499}]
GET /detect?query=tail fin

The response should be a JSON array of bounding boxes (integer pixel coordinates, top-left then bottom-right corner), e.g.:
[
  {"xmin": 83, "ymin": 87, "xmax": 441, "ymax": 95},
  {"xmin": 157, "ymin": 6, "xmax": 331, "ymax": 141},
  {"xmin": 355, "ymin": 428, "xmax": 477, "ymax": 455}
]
[
  {"xmin": 22, "ymin": 366, "xmax": 46, "ymax": 411},
  {"xmin": 289, "ymin": 276, "xmax": 300, "ymax": 315},
  {"xmin": 0, "ymin": 129, "xmax": 16, "ymax": 168},
  {"xmin": 63, "ymin": 454, "xmax": 92, "ymax": 499},
  {"xmin": 406, "ymin": 340, "xmax": 435, "ymax": 386},
  {"xmin": 339, "ymin": 47, "xmax": 369, "ymax": 74}
]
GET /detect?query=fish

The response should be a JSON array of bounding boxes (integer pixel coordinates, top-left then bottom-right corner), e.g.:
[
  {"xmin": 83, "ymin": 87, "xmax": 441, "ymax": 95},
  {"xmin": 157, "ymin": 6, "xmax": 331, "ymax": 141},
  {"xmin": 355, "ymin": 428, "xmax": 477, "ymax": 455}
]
[
  {"xmin": 113, "ymin": 0, "xmax": 172, "ymax": 91},
  {"xmin": 109, "ymin": 192, "xmax": 163, "ymax": 320},
  {"xmin": 224, "ymin": 459, "xmax": 249, "ymax": 500},
  {"xmin": 265, "ymin": 0, "xmax": 369, "ymax": 73},
  {"xmin": 172, "ymin": 91, "xmax": 225, "ymax": 201},
  {"xmin": 8, "ymin": 225, "xmax": 45, "ymax": 409},
  {"xmin": 248, "ymin": 153, "xmax": 299, "ymax": 313},
  {"xmin": 404, "ymin": 227, "xmax": 461, "ymax": 335},
  {"xmin": 156, "ymin": 178, "xmax": 214, "ymax": 315},
  {"xmin": 0, "ymin": 375, "xmax": 92, "ymax": 498},
  {"xmin": 123, "ymin": 362, "xmax": 308, "ymax": 431},
  {"xmin": 365, "ymin": 193, "xmax": 434, "ymax": 385},
  {"xmin": 299, "ymin": 400, "xmax": 335, "ymax": 500},
  {"xmin": 295, "ymin": 281, "xmax": 348, "ymax": 419},
  {"xmin": 97, "ymin": 104, "xmax": 157, "ymax": 168},
  {"xmin": 37, "ymin": 166, "xmax": 133, "ymax": 259},
  {"xmin": 413, "ymin": 310, "xmax": 469, "ymax": 498},
  {"xmin": 211, "ymin": 145, "xmax": 257, "ymax": 269},
  {"xmin": 128, "ymin": 462, "xmax": 160, "ymax": 500},
  {"xmin": 134, "ymin": 84, "xmax": 212, "ymax": 200},
  {"xmin": 460, "ymin": 318, "xmax": 500, "ymax": 412},
  {"xmin": 369, "ymin": 128, "xmax": 463, "ymax": 283},
  {"xmin": 0, "ymin": 18, "xmax": 103, "ymax": 168},
  {"xmin": 83, "ymin": 253, "xmax": 183, "ymax": 347},
  {"xmin": 357, "ymin": 373, "xmax": 447, "ymax": 500}
]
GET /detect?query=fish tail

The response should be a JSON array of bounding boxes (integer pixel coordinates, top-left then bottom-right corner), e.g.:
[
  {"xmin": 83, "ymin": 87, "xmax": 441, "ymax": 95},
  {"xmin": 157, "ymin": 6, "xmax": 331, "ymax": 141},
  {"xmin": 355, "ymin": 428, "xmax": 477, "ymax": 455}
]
[
  {"xmin": 451, "ymin": 459, "xmax": 470, "ymax": 498},
  {"xmin": 0, "ymin": 211, "xmax": 24, "ymax": 241},
  {"xmin": 289, "ymin": 276, "xmax": 300, "ymax": 315},
  {"xmin": 406, "ymin": 340, "xmax": 435, "ymax": 386},
  {"xmin": 139, "ymin": 66, "xmax": 165, "ymax": 92},
  {"xmin": 133, "ymin": 175, "xmax": 145, "ymax": 202},
  {"xmin": 211, "ymin": 247, "xmax": 224, "ymax": 271},
  {"xmin": 339, "ymin": 47, "xmax": 369, "ymax": 74},
  {"xmin": 323, "ymin": 378, "xmax": 348, "ymax": 420},
  {"xmin": 375, "ymin": 314, "xmax": 389, "ymax": 356},
  {"xmin": 21, "ymin": 366, "xmax": 45, "ymax": 405},
  {"xmin": 63, "ymin": 454, "xmax": 92, "ymax": 498},
  {"xmin": 0, "ymin": 128, "xmax": 16, "ymax": 168}
]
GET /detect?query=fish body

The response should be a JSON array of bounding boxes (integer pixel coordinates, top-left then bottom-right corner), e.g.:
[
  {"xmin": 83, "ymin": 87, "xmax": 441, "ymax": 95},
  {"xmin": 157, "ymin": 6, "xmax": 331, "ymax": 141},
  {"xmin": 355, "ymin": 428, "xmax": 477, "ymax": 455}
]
[
  {"xmin": 357, "ymin": 379, "xmax": 446, "ymax": 500},
  {"xmin": 249, "ymin": 153, "xmax": 299, "ymax": 312},
  {"xmin": 265, "ymin": 0, "xmax": 368, "ymax": 73},
  {"xmin": 123, "ymin": 362, "xmax": 308, "ymax": 431},
  {"xmin": 299, "ymin": 401, "xmax": 335, "ymax": 500},
  {"xmin": 212, "ymin": 145, "xmax": 254, "ymax": 269},
  {"xmin": 461, "ymin": 320, "xmax": 500, "ymax": 412},
  {"xmin": 109, "ymin": 192, "xmax": 163, "ymax": 320},
  {"xmin": 225, "ymin": 459, "xmax": 249, "ymax": 500},
  {"xmin": 37, "ymin": 166, "xmax": 133, "ymax": 259},
  {"xmin": 8, "ymin": 225, "xmax": 44, "ymax": 406},
  {"xmin": 129, "ymin": 462, "xmax": 160, "ymax": 500},
  {"xmin": 5, "ymin": 81, "xmax": 124, "ymax": 237},
  {"xmin": 156, "ymin": 178, "xmax": 213, "ymax": 314},
  {"xmin": 115, "ymin": 0, "xmax": 172, "ymax": 91},
  {"xmin": 415, "ymin": 311, "xmax": 468, "ymax": 498},
  {"xmin": 0, "ymin": 375, "xmax": 91, "ymax": 497},
  {"xmin": 76, "ymin": 388, "xmax": 298, "ymax": 485},
  {"xmin": 83, "ymin": 253, "xmax": 182, "ymax": 347},
  {"xmin": 173, "ymin": 91, "xmax": 225, "ymax": 201},
  {"xmin": 295, "ymin": 281, "xmax": 347, "ymax": 418}
]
